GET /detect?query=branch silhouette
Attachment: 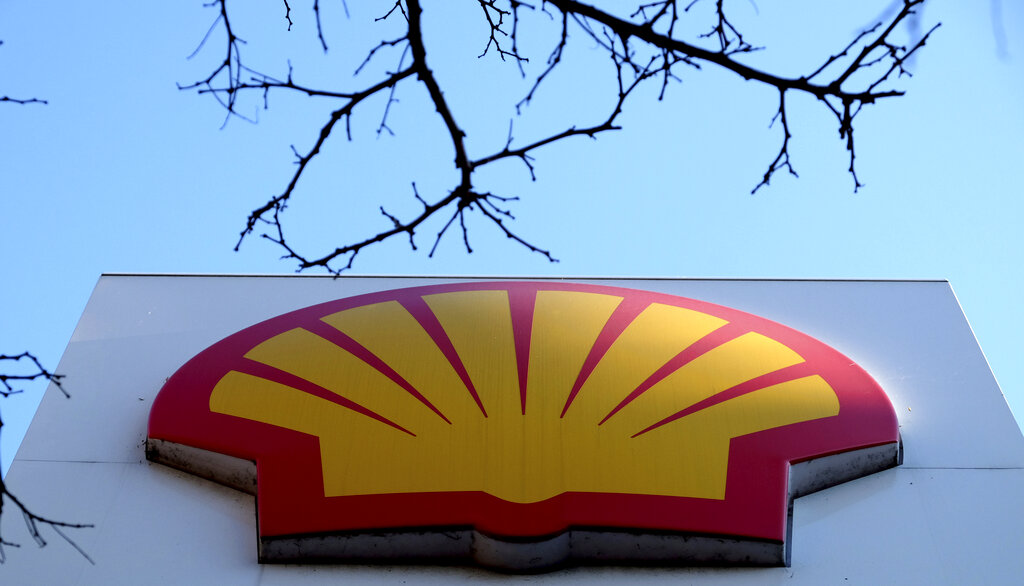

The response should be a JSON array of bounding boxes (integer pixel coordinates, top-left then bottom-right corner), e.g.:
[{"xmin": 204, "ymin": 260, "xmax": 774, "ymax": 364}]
[
  {"xmin": 2, "ymin": 39, "xmax": 91, "ymax": 565},
  {"xmin": 0, "ymin": 353, "xmax": 92, "ymax": 564},
  {"xmin": 187, "ymin": 0, "xmax": 937, "ymax": 274}
]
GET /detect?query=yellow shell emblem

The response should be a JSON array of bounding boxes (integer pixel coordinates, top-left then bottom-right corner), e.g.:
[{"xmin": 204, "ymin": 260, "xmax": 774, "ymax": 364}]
[{"xmin": 148, "ymin": 281, "xmax": 899, "ymax": 568}]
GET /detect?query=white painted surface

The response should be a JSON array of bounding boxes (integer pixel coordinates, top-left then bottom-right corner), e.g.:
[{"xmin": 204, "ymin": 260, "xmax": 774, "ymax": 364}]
[{"xmin": 4, "ymin": 275, "xmax": 1023, "ymax": 584}]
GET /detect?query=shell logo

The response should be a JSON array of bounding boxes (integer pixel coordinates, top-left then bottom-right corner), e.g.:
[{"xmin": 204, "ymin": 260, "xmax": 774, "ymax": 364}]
[{"xmin": 147, "ymin": 282, "xmax": 899, "ymax": 569}]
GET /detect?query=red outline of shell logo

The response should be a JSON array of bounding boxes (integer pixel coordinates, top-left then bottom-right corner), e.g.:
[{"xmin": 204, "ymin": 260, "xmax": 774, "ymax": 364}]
[{"xmin": 147, "ymin": 282, "xmax": 899, "ymax": 569}]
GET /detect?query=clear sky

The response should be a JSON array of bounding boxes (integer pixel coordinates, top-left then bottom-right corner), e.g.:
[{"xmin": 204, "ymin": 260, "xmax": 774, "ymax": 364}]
[{"xmin": 2, "ymin": 1, "xmax": 1023, "ymax": 476}]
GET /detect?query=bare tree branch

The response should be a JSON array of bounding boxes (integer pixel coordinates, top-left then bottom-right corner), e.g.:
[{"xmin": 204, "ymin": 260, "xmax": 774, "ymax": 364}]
[
  {"xmin": 0, "ymin": 353, "xmax": 66, "ymax": 399},
  {"xmin": 1, "ymin": 35, "xmax": 91, "ymax": 562},
  {"xmin": 0, "ymin": 96, "xmax": 47, "ymax": 105},
  {"xmin": 0, "ymin": 353, "xmax": 92, "ymax": 564},
  {"xmin": 0, "ymin": 475, "xmax": 94, "ymax": 565},
  {"xmin": 186, "ymin": 0, "xmax": 938, "ymax": 273}
]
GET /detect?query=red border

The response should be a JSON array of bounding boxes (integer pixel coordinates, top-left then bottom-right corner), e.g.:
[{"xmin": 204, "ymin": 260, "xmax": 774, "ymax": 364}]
[{"xmin": 148, "ymin": 282, "xmax": 898, "ymax": 543}]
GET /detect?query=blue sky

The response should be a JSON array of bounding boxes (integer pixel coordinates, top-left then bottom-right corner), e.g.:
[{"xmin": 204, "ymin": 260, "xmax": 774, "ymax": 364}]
[{"xmin": 2, "ymin": 1, "xmax": 1023, "ymax": 475}]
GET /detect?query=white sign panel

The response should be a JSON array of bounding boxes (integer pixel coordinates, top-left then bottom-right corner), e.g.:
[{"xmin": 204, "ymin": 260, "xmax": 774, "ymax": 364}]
[{"xmin": 3, "ymin": 276, "xmax": 1022, "ymax": 584}]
